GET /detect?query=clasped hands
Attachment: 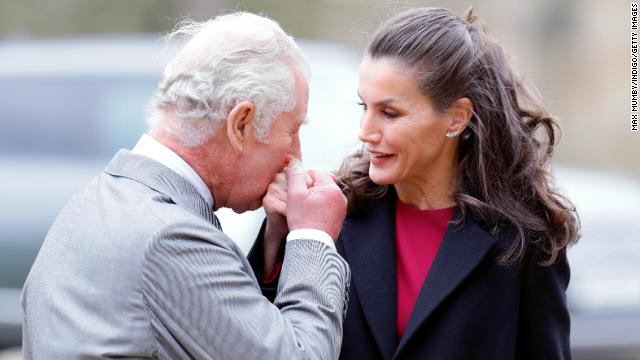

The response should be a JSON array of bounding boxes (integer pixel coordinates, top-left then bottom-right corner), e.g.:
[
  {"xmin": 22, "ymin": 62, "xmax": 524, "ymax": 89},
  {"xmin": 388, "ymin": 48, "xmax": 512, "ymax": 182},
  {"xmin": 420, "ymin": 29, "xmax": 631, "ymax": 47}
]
[{"xmin": 260, "ymin": 158, "xmax": 346, "ymax": 280}]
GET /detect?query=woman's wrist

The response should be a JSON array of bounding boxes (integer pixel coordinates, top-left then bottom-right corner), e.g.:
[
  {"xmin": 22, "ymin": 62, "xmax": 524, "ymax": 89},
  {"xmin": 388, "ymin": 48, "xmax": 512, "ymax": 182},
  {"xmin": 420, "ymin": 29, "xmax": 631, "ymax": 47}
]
[{"xmin": 262, "ymin": 215, "xmax": 288, "ymax": 281}]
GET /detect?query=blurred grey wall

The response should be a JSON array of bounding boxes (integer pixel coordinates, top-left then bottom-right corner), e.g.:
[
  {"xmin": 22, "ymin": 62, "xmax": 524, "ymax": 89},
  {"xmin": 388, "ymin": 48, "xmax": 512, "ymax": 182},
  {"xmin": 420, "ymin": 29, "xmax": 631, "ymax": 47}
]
[{"xmin": 1, "ymin": 0, "xmax": 636, "ymax": 175}]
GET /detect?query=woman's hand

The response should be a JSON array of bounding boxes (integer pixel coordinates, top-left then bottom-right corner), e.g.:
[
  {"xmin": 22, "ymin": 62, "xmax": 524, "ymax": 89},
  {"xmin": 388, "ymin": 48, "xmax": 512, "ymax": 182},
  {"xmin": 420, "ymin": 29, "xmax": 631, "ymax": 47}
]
[
  {"xmin": 261, "ymin": 168, "xmax": 313, "ymax": 282},
  {"xmin": 263, "ymin": 170, "xmax": 289, "ymax": 245}
]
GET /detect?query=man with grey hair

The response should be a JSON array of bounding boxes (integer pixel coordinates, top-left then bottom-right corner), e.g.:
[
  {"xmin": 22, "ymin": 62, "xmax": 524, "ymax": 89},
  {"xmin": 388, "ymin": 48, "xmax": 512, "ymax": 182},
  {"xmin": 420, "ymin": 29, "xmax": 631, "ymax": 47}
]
[{"xmin": 21, "ymin": 12, "xmax": 350, "ymax": 359}]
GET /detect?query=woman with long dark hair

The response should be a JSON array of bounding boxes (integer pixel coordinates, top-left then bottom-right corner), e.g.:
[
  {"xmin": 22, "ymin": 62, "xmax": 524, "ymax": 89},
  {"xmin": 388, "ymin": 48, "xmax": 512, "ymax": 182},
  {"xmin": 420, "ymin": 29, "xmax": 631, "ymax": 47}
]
[{"xmin": 251, "ymin": 7, "xmax": 580, "ymax": 359}]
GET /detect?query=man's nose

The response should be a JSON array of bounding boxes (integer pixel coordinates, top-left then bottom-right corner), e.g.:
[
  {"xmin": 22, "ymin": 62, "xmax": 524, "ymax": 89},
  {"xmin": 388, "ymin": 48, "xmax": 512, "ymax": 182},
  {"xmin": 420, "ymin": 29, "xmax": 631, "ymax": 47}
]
[{"xmin": 290, "ymin": 134, "xmax": 302, "ymax": 160}]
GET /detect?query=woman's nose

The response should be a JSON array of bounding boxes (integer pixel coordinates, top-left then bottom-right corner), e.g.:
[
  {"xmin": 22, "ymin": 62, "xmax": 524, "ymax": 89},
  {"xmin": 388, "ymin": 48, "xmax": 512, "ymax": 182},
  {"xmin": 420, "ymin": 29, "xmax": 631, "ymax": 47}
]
[{"xmin": 358, "ymin": 115, "xmax": 381, "ymax": 144}]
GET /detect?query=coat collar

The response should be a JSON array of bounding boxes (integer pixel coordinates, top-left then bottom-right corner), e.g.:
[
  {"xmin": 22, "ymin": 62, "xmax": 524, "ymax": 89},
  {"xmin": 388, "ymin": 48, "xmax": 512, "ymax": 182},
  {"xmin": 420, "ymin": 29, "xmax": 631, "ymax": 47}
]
[
  {"xmin": 104, "ymin": 150, "xmax": 219, "ymax": 227},
  {"xmin": 340, "ymin": 189, "xmax": 500, "ymax": 359}
]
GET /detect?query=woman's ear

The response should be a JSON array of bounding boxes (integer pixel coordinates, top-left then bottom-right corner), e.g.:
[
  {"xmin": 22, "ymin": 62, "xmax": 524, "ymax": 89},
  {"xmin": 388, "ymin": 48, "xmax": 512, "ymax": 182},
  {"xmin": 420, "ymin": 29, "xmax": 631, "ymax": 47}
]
[
  {"xmin": 226, "ymin": 101, "xmax": 256, "ymax": 152},
  {"xmin": 446, "ymin": 97, "xmax": 473, "ymax": 135}
]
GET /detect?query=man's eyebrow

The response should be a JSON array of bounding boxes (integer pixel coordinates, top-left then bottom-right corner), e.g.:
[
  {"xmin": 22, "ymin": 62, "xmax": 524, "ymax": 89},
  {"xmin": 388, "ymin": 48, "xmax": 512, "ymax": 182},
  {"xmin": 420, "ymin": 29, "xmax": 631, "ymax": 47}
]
[{"xmin": 357, "ymin": 92, "xmax": 401, "ymax": 106}]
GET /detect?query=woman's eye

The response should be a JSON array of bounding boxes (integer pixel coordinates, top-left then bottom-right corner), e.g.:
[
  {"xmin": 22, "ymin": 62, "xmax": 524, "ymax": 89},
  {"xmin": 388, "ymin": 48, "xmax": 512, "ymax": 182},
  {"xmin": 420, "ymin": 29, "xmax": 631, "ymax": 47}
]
[
  {"xmin": 358, "ymin": 102, "xmax": 399, "ymax": 119},
  {"xmin": 382, "ymin": 109, "xmax": 399, "ymax": 118}
]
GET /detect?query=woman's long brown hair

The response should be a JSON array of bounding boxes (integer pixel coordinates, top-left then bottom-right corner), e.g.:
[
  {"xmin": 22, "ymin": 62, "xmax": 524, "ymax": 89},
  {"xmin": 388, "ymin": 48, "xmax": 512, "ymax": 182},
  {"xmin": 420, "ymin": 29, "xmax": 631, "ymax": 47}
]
[{"xmin": 338, "ymin": 7, "xmax": 580, "ymax": 266}]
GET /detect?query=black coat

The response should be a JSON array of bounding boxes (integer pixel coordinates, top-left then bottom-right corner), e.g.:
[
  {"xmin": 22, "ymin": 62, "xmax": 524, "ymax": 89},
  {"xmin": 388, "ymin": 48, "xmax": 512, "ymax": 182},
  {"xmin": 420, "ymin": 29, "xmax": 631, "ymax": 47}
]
[{"xmin": 250, "ymin": 190, "xmax": 571, "ymax": 360}]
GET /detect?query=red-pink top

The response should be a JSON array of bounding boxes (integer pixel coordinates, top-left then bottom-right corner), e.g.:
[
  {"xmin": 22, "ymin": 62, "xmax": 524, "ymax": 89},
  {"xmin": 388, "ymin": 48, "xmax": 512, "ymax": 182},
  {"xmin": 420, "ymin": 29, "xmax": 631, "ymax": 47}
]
[{"xmin": 395, "ymin": 201, "xmax": 455, "ymax": 340}]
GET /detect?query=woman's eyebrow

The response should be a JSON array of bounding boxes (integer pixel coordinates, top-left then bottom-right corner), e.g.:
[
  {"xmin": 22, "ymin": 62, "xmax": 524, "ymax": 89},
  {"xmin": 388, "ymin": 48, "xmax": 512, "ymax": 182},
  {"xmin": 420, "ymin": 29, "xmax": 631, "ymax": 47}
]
[{"xmin": 357, "ymin": 93, "xmax": 401, "ymax": 106}]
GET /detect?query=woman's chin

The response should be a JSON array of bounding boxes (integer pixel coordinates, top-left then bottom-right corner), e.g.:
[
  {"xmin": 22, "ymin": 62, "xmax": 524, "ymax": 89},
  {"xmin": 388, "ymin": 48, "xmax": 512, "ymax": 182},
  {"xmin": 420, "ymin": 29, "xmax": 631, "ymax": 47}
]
[{"xmin": 369, "ymin": 171, "xmax": 396, "ymax": 186}]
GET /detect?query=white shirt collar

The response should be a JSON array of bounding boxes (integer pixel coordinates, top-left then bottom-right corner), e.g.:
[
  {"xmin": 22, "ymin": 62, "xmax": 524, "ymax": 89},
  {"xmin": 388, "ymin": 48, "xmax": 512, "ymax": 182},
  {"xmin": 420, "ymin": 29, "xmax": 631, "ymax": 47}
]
[{"xmin": 131, "ymin": 134, "xmax": 214, "ymax": 208}]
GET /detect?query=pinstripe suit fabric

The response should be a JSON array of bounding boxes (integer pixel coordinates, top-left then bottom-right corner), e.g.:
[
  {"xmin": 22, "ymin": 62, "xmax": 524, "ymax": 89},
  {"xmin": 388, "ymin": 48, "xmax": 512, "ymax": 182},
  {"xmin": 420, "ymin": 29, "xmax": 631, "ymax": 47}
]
[{"xmin": 21, "ymin": 150, "xmax": 350, "ymax": 359}]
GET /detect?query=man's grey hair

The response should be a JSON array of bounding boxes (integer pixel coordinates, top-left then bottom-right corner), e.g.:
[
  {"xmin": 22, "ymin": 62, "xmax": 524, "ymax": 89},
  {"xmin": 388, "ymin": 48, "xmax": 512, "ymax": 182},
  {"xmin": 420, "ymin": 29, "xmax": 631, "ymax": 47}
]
[{"xmin": 146, "ymin": 12, "xmax": 308, "ymax": 147}]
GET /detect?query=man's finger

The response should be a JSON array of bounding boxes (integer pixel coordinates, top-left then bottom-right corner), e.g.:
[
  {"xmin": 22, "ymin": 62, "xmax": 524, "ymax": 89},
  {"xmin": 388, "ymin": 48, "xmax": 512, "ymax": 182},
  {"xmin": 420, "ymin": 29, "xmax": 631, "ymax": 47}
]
[{"xmin": 286, "ymin": 159, "xmax": 308, "ymax": 195}]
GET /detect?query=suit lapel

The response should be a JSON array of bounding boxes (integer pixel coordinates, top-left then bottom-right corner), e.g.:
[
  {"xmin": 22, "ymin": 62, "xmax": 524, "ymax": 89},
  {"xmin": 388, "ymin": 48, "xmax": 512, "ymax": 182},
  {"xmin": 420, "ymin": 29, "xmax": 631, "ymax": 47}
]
[
  {"xmin": 104, "ymin": 150, "xmax": 220, "ymax": 228},
  {"xmin": 341, "ymin": 191, "xmax": 398, "ymax": 360},
  {"xmin": 395, "ymin": 209, "xmax": 498, "ymax": 356}
]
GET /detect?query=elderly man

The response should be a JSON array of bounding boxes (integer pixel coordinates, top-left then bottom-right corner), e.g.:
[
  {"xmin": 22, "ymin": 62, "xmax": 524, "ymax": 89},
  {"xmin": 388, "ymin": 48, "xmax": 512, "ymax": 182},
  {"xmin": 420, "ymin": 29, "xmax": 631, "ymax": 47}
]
[{"xmin": 21, "ymin": 12, "xmax": 350, "ymax": 359}]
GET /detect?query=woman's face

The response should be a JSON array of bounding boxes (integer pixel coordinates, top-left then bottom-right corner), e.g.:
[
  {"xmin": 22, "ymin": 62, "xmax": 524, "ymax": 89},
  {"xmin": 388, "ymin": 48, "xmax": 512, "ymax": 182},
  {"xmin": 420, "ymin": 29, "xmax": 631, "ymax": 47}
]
[{"xmin": 358, "ymin": 56, "xmax": 461, "ymax": 187}]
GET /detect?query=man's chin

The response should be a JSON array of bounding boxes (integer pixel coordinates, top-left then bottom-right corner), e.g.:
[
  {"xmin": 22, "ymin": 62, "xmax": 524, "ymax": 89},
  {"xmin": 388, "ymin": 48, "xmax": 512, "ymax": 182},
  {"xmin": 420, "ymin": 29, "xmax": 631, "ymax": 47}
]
[
  {"xmin": 247, "ymin": 200, "xmax": 264, "ymax": 212},
  {"xmin": 230, "ymin": 201, "xmax": 262, "ymax": 214}
]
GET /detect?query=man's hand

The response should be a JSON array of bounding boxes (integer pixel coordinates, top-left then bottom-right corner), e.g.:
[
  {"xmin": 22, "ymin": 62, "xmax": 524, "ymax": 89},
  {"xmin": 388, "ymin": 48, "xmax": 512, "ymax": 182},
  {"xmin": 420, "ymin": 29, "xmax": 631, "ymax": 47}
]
[{"xmin": 286, "ymin": 159, "xmax": 347, "ymax": 240}]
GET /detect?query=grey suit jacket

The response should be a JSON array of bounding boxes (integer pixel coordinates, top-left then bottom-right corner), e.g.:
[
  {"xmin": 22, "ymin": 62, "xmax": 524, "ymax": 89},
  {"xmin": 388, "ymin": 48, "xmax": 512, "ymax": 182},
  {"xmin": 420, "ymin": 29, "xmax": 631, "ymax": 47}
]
[{"xmin": 21, "ymin": 150, "xmax": 350, "ymax": 359}]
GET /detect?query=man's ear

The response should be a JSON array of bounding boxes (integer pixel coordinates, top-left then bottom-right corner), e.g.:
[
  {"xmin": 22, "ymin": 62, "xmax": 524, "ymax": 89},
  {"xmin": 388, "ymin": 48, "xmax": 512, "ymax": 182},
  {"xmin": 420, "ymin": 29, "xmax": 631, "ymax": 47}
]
[
  {"xmin": 226, "ymin": 101, "xmax": 256, "ymax": 152},
  {"xmin": 446, "ymin": 97, "xmax": 473, "ymax": 135}
]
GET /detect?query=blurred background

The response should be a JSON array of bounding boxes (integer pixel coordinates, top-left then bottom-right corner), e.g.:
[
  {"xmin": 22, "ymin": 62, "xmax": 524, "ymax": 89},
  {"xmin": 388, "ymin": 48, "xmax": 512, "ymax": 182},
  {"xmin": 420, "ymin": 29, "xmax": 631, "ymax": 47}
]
[{"xmin": 0, "ymin": 0, "xmax": 638, "ymax": 359}]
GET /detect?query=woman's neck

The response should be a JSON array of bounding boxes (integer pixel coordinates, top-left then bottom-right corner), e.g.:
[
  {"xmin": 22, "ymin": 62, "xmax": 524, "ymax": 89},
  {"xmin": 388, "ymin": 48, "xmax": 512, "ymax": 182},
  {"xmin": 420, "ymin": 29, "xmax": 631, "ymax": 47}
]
[{"xmin": 394, "ymin": 165, "xmax": 457, "ymax": 210}]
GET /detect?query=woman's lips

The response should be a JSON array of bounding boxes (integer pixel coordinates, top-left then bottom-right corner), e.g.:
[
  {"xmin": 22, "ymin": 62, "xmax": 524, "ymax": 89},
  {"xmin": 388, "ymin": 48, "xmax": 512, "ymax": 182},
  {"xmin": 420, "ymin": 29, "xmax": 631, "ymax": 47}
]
[{"xmin": 369, "ymin": 151, "xmax": 394, "ymax": 165}]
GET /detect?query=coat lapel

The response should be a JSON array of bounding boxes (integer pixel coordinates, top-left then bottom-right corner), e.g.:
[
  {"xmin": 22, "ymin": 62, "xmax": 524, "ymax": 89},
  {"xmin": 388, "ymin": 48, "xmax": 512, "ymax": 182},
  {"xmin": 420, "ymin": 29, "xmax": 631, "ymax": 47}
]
[
  {"xmin": 394, "ymin": 209, "xmax": 498, "ymax": 356},
  {"xmin": 340, "ymin": 191, "xmax": 398, "ymax": 360}
]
